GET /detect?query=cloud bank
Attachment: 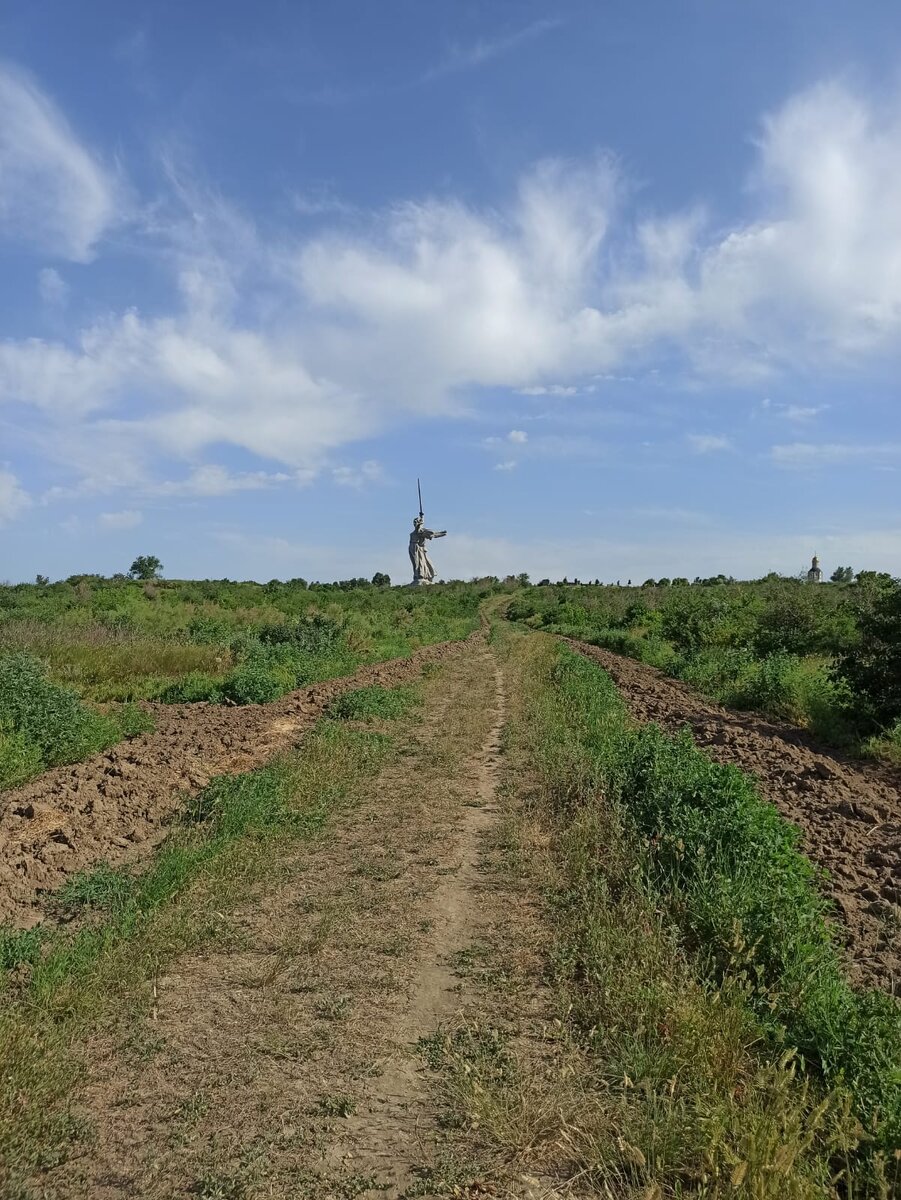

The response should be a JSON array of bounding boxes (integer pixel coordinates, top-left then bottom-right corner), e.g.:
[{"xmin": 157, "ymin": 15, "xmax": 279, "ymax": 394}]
[{"xmin": 1, "ymin": 71, "xmax": 900, "ymax": 507}]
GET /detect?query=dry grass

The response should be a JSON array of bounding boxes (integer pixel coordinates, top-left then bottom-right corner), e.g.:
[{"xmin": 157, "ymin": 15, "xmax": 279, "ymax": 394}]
[{"xmin": 0, "ymin": 619, "xmax": 230, "ymax": 699}]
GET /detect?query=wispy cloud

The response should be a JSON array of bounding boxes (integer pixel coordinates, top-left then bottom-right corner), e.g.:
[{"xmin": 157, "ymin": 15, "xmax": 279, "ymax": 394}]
[
  {"xmin": 494, "ymin": 460, "xmax": 517, "ymax": 472},
  {"xmin": 0, "ymin": 62, "xmax": 122, "ymax": 259},
  {"xmin": 508, "ymin": 429, "xmax": 528, "ymax": 444},
  {"xmin": 424, "ymin": 18, "xmax": 562, "ymax": 80},
  {"xmin": 782, "ymin": 404, "xmax": 826, "ymax": 421},
  {"xmin": 517, "ymin": 384, "xmax": 578, "ymax": 396},
  {"xmin": 688, "ymin": 434, "xmax": 732, "ymax": 454},
  {"xmin": 98, "ymin": 509, "xmax": 142, "ymax": 530},
  {"xmin": 332, "ymin": 460, "xmax": 385, "ymax": 488},
  {"xmin": 155, "ymin": 466, "xmax": 293, "ymax": 496},
  {"xmin": 292, "ymin": 185, "xmax": 358, "ymax": 219},
  {"xmin": 771, "ymin": 442, "xmax": 901, "ymax": 467},
  {"xmin": 761, "ymin": 398, "xmax": 827, "ymax": 421},
  {"xmin": 38, "ymin": 267, "xmax": 69, "ymax": 307},
  {"xmin": 0, "ymin": 469, "xmax": 30, "ymax": 524}
]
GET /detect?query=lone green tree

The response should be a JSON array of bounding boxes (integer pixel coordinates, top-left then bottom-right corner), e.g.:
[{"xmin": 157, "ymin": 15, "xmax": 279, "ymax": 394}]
[
  {"xmin": 129, "ymin": 555, "xmax": 163, "ymax": 581},
  {"xmin": 371, "ymin": 572, "xmax": 391, "ymax": 587},
  {"xmin": 830, "ymin": 566, "xmax": 854, "ymax": 583}
]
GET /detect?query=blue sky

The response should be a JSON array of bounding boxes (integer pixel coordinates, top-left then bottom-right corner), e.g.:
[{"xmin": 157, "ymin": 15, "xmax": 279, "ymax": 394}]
[{"xmin": 1, "ymin": 0, "xmax": 900, "ymax": 584}]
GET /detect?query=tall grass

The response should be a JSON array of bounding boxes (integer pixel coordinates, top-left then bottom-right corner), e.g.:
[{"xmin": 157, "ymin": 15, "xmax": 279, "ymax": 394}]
[
  {"xmin": 549, "ymin": 646, "xmax": 899, "ymax": 1176},
  {"xmin": 464, "ymin": 630, "xmax": 899, "ymax": 1197}
]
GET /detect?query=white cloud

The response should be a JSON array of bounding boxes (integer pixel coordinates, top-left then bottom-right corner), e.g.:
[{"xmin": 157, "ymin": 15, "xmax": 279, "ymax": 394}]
[
  {"xmin": 771, "ymin": 442, "xmax": 901, "ymax": 467},
  {"xmin": 1, "ymin": 74, "xmax": 900, "ymax": 502},
  {"xmin": 98, "ymin": 509, "xmax": 142, "ymax": 530},
  {"xmin": 38, "ymin": 266, "xmax": 68, "ymax": 306},
  {"xmin": 292, "ymin": 185, "xmax": 357, "ymax": 218},
  {"xmin": 154, "ymin": 465, "xmax": 292, "ymax": 496},
  {"xmin": 688, "ymin": 434, "xmax": 732, "ymax": 453},
  {"xmin": 781, "ymin": 404, "xmax": 825, "ymax": 420},
  {"xmin": 494, "ymin": 460, "xmax": 517, "ymax": 471},
  {"xmin": 424, "ymin": 18, "xmax": 561, "ymax": 80},
  {"xmin": 332, "ymin": 460, "xmax": 385, "ymax": 488},
  {"xmin": 0, "ymin": 469, "xmax": 30, "ymax": 524},
  {"xmin": 516, "ymin": 385, "xmax": 578, "ymax": 396},
  {"xmin": 0, "ymin": 64, "xmax": 121, "ymax": 260},
  {"xmin": 508, "ymin": 429, "xmax": 528, "ymax": 443}
]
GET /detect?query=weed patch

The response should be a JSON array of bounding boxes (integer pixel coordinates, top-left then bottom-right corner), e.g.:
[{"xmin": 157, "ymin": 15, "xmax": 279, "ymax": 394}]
[
  {"xmin": 0, "ymin": 652, "xmax": 155, "ymax": 789},
  {"xmin": 328, "ymin": 685, "xmax": 417, "ymax": 721}
]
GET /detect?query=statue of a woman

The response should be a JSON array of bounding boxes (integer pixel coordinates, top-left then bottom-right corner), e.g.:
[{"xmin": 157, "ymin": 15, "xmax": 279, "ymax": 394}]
[{"xmin": 409, "ymin": 516, "xmax": 446, "ymax": 585}]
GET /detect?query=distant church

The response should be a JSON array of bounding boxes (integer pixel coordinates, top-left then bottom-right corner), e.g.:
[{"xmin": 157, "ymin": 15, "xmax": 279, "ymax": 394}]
[{"xmin": 806, "ymin": 554, "xmax": 822, "ymax": 583}]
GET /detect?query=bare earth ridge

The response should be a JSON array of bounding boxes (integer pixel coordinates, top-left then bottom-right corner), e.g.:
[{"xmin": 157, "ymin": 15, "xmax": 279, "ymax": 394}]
[
  {"xmin": 0, "ymin": 633, "xmax": 479, "ymax": 928},
  {"xmin": 567, "ymin": 638, "xmax": 901, "ymax": 992}
]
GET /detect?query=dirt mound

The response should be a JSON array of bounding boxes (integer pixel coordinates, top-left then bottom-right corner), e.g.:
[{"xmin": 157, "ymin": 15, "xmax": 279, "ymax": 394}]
[
  {"xmin": 0, "ymin": 634, "xmax": 479, "ymax": 929},
  {"xmin": 568, "ymin": 640, "xmax": 901, "ymax": 993}
]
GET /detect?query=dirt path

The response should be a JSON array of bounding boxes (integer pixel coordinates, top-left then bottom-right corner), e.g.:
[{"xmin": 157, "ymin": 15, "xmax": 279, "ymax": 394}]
[
  {"xmin": 322, "ymin": 664, "xmax": 506, "ymax": 1193},
  {"xmin": 35, "ymin": 639, "xmax": 526, "ymax": 1200},
  {"xmin": 568, "ymin": 639, "xmax": 901, "ymax": 992},
  {"xmin": 0, "ymin": 633, "xmax": 479, "ymax": 929}
]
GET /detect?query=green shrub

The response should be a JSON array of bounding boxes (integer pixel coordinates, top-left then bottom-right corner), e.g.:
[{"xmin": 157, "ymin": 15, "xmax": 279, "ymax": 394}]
[
  {"xmin": 186, "ymin": 616, "xmax": 234, "ymax": 645},
  {"xmin": 256, "ymin": 613, "xmax": 343, "ymax": 653},
  {"xmin": 836, "ymin": 581, "xmax": 901, "ymax": 729},
  {"xmin": 221, "ymin": 665, "xmax": 282, "ymax": 705},
  {"xmin": 329, "ymin": 685, "xmax": 416, "ymax": 721},
  {"xmin": 0, "ymin": 652, "xmax": 119, "ymax": 769}
]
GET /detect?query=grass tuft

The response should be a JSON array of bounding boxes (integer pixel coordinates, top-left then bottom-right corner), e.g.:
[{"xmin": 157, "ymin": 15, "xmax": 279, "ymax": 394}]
[{"xmin": 328, "ymin": 685, "xmax": 418, "ymax": 721}]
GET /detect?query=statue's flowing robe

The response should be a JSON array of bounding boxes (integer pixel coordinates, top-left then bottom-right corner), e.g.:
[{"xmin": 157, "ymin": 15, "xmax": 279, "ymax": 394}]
[{"xmin": 409, "ymin": 528, "xmax": 440, "ymax": 582}]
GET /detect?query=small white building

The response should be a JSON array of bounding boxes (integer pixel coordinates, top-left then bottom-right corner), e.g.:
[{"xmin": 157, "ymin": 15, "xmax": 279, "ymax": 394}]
[{"xmin": 806, "ymin": 554, "xmax": 822, "ymax": 583}]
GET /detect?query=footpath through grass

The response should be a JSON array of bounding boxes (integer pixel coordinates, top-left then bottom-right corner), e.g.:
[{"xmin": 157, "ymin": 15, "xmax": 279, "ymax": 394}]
[
  {"xmin": 450, "ymin": 628, "xmax": 899, "ymax": 1198},
  {"xmin": 0, "ymin": 687, "xmax": 415, "ymax": 1193}
]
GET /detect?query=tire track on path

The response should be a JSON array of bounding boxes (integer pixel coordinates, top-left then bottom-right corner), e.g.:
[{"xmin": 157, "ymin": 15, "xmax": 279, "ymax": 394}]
[{"xmin": 323, "ymin": 662, "xmax": 506, "ymax": 1195}]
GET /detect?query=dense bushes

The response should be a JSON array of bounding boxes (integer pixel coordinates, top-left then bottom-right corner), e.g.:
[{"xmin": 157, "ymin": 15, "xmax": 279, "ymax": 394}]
[
  {"xmin": 0, "ymin": 653, "xmax": 153, "ymax": 789},
  {"xmin": 836, "ymin": 581, "xmax": 901, "ymax": 729},
  {"xmin": 516, "ymin": 578, "xmax": 896, "ymax": 748}
]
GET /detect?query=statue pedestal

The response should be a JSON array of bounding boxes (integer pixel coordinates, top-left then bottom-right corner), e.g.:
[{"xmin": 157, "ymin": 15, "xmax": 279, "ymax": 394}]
[{"xmin": 409, "ymin": 577, "xmax": 434, "ymax": 586}]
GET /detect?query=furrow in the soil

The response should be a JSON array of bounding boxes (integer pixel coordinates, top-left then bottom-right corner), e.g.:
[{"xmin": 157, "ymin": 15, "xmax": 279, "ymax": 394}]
[
  {"xmin": 0, "ymin": 633, "xmax": 480, "ymax": 928},
  {"xmin": 568, "ymin": 638, "xmax": 901, "ymax": 991}
]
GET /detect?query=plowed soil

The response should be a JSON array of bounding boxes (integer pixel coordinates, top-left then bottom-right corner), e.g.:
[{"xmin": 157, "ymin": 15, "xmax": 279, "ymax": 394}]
[
  {"xmin": 0, "ymin": 634, "xmax": 478, "ymax": 929},
  {"xmin": 568, "ymin": 639, "xmax": 901, "ymax": 992}
]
